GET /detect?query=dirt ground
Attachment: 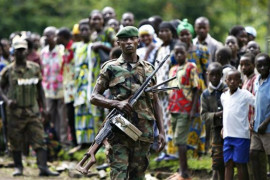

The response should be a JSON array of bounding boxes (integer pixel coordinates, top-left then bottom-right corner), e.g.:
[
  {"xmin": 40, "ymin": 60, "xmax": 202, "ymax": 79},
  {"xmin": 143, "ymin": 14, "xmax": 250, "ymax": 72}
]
[{"xmin": 0, "ymin": 155, "xmax": 212, "ymax": 180}]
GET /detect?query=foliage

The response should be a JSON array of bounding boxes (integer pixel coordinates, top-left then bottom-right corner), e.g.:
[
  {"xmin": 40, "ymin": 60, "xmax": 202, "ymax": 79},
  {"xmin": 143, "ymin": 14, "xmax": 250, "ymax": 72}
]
[{"xmin": 0, "ymin": 0, "xmax": 268, "ymax": 49}]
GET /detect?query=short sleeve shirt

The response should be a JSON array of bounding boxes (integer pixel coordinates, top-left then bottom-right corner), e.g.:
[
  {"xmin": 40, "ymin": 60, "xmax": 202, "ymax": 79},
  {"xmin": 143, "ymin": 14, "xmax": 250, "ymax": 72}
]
[
  {"xmin": 0, "ymin": 61, "xmax": 42, "ymax": 116},
  {"xmin": 168, "ymin": 62, "xmax": 200, "ymax": 114},
  {"xmin": 40, "ymin": 45, "xmax": 64, "ymax": 99},
  {"xmin": 221, "ymin": 88, "xmax": 255, "ymax": 139}
]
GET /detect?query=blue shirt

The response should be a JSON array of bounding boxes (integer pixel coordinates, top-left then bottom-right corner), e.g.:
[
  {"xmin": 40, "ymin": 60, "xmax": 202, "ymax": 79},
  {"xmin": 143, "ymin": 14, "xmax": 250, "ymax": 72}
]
[{"xmin": 254, "ymin": 74, "xmax": 270, "ymax": 133}]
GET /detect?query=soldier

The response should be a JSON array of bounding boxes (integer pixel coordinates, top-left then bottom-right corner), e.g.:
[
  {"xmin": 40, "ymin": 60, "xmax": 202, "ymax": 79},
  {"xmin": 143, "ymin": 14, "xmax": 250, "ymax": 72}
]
[
  {"xmin": 90, "ymin": 26, "xmax": 166, "ymax": 179},
  {"xmin": 0, "ymin": 35, "xmax": 59, "ymax": 176}
]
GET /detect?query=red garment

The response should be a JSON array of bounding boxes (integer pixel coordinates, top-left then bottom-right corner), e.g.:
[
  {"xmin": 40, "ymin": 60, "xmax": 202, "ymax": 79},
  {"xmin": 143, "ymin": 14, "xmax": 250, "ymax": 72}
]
[
  {"xmin": 168, "ymin": 63, "xmax": 200, "ymax": 114},
  {"xmin": 27, "ymin": 51, "xmax": 41, "ymax": 66},
  {"xmin": 242, "ymin": 73, "xmax": 257, "ymax": 122},
  {"xmin": 60, "ymin": 40, "xmax": 74, "ymax": 74}
]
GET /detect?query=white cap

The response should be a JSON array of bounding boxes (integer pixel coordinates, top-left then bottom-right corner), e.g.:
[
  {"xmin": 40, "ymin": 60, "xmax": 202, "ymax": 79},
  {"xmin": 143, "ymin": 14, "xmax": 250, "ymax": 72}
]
[
  {"xmin": 12, "ymin": 35, "xmax": 28, "ymax": 49},
  {"xmin": 245, "ymin": 26, "xmax": 257, "ymax": 37}
]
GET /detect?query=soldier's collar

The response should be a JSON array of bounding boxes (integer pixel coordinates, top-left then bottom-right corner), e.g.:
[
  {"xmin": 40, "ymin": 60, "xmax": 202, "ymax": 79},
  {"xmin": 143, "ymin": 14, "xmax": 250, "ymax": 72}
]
[
  {"xmin": 13, "ymin": 61, "xmax": 30, "ymax": 72},
  {"xmin": 117, "ymin": 55, "xmax": 144, "ymax": 66}
]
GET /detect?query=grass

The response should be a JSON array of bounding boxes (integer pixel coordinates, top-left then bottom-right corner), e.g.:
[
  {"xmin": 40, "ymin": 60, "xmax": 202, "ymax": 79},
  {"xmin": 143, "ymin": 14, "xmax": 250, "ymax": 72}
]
[
  {"xmin": 68, "ymin": 147, "xmax": 212, "ymax": 175},
  {"xmin": 149, "ymin": 154, "xmax": 212, "ymax": 172}
]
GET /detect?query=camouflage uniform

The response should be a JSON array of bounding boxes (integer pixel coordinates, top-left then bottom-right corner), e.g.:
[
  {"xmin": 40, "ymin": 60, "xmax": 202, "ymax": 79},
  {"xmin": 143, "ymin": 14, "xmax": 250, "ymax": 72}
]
[
  {"xmin": 0, "ymin": 61, "xmax": 46, "ymax": 151},
  {"xmin": 97, "ymin": 55, "xmax": 156, "ymax": 179}
]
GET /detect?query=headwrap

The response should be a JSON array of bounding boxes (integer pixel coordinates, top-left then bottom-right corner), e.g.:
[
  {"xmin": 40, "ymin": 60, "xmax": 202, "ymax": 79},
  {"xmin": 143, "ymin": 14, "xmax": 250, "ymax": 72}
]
[
  {"xmin": 177, "ymin": 19, "xmax": 194, "ymax": 37},
  {"xmin": 159, "ymin": 21, "xmax": 178, "ymax": 38},
  {"xmin": 72, "ymin": 24, "xmax": 80, "ymax": 35},
  {"xmin": 138, "ymin": 24, "xmax": 155, "ymax": 36}
]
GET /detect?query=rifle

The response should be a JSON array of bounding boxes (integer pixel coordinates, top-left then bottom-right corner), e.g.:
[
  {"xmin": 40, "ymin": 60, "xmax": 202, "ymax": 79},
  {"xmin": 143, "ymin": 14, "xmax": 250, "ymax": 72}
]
[
  {"xmin": 0, "ymin": 101, "xmax": 8, "ymax": 154},
  {"xmin": 76, "ymin": 55, "xmax": 170, "ymax": 175},
  {"xmin": 145, "ymin": 76, "xmax": 178, "ymax": 93}
]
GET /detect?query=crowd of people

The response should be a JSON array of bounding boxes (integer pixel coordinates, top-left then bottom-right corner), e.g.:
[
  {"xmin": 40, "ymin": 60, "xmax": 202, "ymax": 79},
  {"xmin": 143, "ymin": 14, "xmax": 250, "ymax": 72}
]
[{"xmin": 0, "ymin": 5, "xmax": 269, "ymax": 180}]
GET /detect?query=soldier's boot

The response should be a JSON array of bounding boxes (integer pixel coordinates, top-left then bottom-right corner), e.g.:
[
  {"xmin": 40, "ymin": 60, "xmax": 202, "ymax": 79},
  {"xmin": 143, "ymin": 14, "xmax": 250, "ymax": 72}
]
[
  {"xmin": 36, "ymin": 148, "xmax": 59, "ymax": 176},
  {"xmin": 12, "ymin": 151, "xmax": 23, "ymax": 176}
]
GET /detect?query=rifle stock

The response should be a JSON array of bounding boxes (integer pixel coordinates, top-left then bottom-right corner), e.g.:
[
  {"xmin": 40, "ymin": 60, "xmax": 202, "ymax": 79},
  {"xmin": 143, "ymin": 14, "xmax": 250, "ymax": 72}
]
[{"xmin": 75, "ymin": 55, "xmax": 170, "ymax": 174}]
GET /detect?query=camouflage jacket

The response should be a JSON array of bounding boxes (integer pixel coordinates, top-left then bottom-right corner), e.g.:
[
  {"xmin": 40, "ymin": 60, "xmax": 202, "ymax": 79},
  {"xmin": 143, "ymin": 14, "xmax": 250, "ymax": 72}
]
[
  {"xmin": 97, "ymin": 55, "xmax": 157, "ymax": 122},
  {"xmin": 0, "ymin": 61, "xmax": 41, "ymax": 117}
]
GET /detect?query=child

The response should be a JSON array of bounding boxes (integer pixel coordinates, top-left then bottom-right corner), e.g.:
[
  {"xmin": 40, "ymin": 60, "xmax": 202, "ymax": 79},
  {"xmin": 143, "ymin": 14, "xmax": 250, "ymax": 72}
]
[
  {"xmin": 250, "ymin": 53, "xmax": 270, "ymax": 180},
  {"xmin": 240, "ymin": 52, "xmax": 268, "ymax": 180},
  {"xmin": 201, "ymin": 62, "xmax": 226, "ymax": 180},
  {"xmin": 225, "ymin": 36, "xmax": 239, "ymax": 69},
  {"xmin": 240, "ymin": 53, "xmax": 256, "ymax": 120},
  {"xmin": 246, "ymin": 41, "xmax": 260, "ymax": 56},
  {"xmin": 215, "ymin": 47, "xmax": 235, "ymax": 82},
  {"xmin": 229, "ymin": 26, "xmax": 248, "ymax": 58},
  {"xmin": 177, "ymin": 18, "xmax": 208, "ymax": 156},
  {"xmin": 167, "ymin": 42, "xmax": 200, "ymax": 180},
  {"xmin": 221, "ymin": 70, "xmax": 255, "ymax": 180}
]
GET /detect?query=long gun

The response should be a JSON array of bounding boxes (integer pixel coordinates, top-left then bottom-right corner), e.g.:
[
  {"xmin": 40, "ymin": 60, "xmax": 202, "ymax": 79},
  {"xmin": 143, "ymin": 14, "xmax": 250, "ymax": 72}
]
[
  {"xmin": 76, "ymin": 55, "xmax": 170, "ymax": 175},
  {"xmin": 0, "ymin": 101, "xmax": 8, "ymax": 154},
  {"xmin": 145, "ymin": 76, "xmax": 177, "ymax": 93}
]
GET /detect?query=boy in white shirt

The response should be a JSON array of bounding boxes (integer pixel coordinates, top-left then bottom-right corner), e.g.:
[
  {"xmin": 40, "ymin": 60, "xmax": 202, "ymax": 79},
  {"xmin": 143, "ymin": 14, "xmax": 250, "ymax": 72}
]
[{"xmin": 221, "ymin": 70, "xmax": 255, "ymax": 180}]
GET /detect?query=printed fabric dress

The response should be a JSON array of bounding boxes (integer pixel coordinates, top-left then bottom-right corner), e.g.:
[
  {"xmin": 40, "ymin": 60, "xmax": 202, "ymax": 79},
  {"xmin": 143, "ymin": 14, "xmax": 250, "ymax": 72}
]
[
  {"xmin": 186, "ymin": 44, "xmax": 209, "ymax": 156},
  {"xmin": 74, "ymin": 42, "xmax": 100, "ymax": 144},
  {"xmin": 90, "ymin": 27, "xmax": 116, "ymax": 123},
  {"xmin": 154, "ymin": 45, "xmax": 176, "ymax": 156}
]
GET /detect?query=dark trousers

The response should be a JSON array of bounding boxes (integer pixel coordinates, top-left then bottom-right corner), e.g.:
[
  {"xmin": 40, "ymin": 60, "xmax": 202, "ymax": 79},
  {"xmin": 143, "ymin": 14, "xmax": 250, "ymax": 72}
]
[
  {"xmin": 46, "ymin": 98, "xmax": 68, "ymax": 145},
  {"xmin": 66, "ymin": 102, "xmax": 77, "ymax": 146}
]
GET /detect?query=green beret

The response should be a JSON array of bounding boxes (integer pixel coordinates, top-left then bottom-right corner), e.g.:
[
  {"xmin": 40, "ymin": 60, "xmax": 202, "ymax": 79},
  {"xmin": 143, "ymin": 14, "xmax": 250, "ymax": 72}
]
[
  {"xmin": 116, "ymin": 26, "xmax": 139, "ymax": 38},
  {"xmin": 177, "ymin": 19, "xmax": 194, "ymax": 37}
]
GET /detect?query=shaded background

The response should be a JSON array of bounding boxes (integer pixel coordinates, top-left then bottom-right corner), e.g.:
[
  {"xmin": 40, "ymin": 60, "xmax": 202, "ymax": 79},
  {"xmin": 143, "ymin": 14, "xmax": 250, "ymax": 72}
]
[{"xmin": 0, "ymin": 0, "xmax": 269, "ymax": 51}]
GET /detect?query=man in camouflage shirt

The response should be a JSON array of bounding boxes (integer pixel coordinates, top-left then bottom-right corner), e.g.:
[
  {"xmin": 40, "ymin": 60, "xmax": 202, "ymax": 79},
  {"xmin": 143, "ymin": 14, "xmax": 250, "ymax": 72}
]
[
  {"xmin": 91, "ymin": 26, "xmax": 165, "ymax": 179},
  {"xmin": 0, "ymin": 35, "xmax": 59, "ymax": 177}
]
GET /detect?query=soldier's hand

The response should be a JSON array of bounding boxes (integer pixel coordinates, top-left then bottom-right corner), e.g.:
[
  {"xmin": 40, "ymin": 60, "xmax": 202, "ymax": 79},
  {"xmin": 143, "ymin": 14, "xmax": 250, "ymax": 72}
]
[
  {"xmin": 157, "ymin": 132, "xmax": 166, "ymax": 152},
  {"xmin": 7, "ymin": 99, "xmax": 17, "ymax": 108},
  {"xmin": 114, "ymin": 99, "xmax": 132, "ymax": 116}
]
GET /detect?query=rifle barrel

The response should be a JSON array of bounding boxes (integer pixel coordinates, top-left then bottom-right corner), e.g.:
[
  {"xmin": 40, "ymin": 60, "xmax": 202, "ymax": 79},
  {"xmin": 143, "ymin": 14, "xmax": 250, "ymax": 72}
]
[{"xmin": 129, "ymin": 55, "xmax": 170, "ymax": 106}]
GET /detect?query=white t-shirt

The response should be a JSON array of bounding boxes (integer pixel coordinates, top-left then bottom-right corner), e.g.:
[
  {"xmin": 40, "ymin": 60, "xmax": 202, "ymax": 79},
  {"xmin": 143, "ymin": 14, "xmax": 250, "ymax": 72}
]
[{"xmin": 221, "ymin": 88, "xmax": 255, "ymax": 139}]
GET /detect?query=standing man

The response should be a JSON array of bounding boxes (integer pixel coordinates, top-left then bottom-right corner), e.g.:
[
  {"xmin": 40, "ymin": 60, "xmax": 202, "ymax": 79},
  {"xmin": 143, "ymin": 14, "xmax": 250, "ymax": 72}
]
[
  {"xmin": 121, "ymin": 12, "xmax": 135, "ymax": 27},
  {"xmin": 102, "ymin": 6, "xmax": 116, "ymax": 25},
  {"xmin": 193, "ymin": 17, "xmax": 222, "ymax": 63},
  {"xmin": 0, "ymin": 35, "xmax": 59, "ymax": 176},
  {"xmin": 193, "ymin": 17, "xmax": 222, "ymax": 154},
  {"xmin": 40, "ymin": 26, "xmax": 68, "ymax": 146},
  {"xmin": 90, "ymin": 26, "xmax": 165, "ymax": 179},
  {"xmin": 56, "ymin": 27, "xmax": 77, "ymax": 147}
]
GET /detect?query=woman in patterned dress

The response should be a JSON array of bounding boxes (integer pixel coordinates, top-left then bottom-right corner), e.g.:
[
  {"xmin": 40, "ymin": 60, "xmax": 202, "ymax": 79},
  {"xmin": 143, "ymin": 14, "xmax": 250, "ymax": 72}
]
[
  {"xmin": 73, "ymin": 19, "xmax": 100, "ymax": 146},
  {"xmin": 154, "ymin": 22, "xmax": 179, "ymax": 157}
]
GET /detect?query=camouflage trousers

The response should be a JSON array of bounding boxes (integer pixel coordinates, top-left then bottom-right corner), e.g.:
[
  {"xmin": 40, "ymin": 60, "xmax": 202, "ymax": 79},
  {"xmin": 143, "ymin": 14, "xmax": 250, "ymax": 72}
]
[
  {"xmin": 7, "ymin": 114, "xmax": 46, "ymax": 151},
  {"xmin": 107, "ymin": 132, "xmax": 151, "ymax": 180}
]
